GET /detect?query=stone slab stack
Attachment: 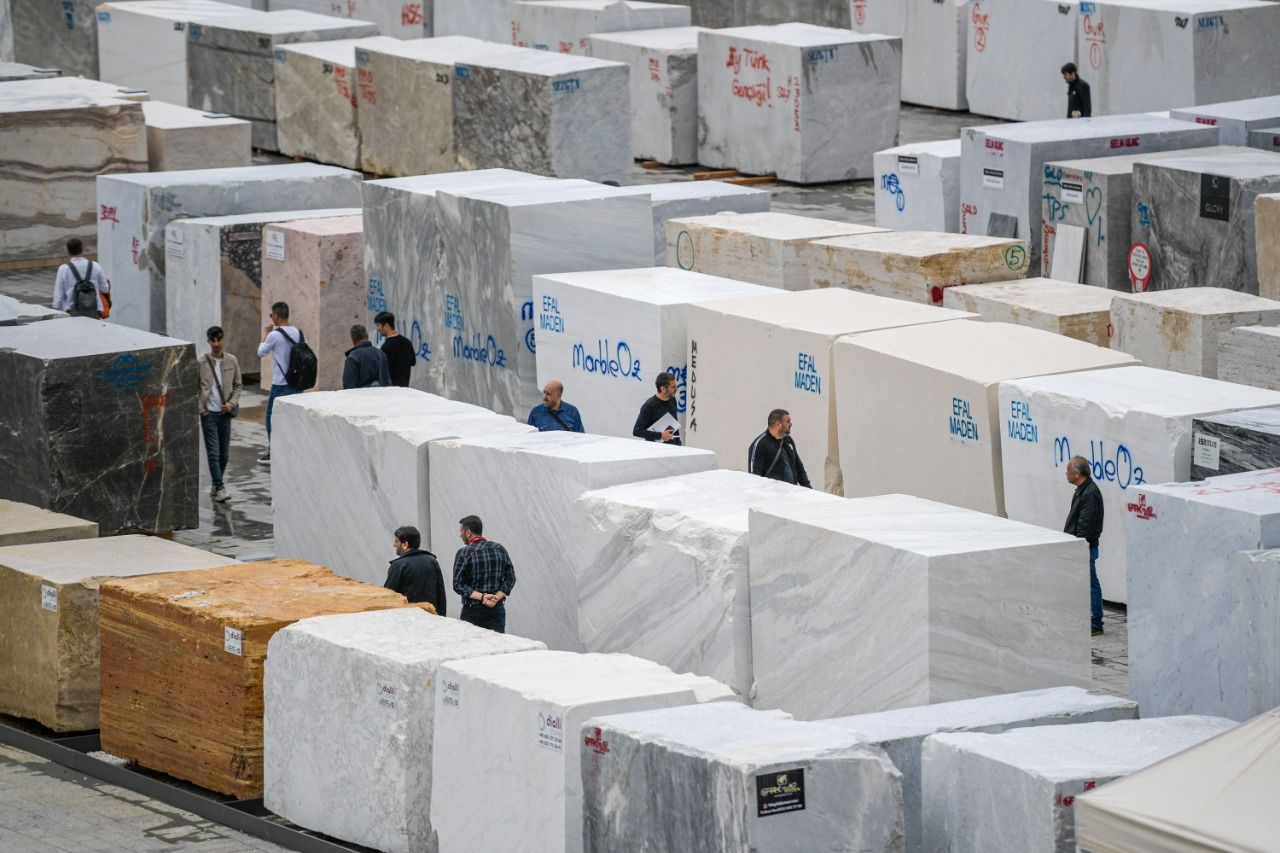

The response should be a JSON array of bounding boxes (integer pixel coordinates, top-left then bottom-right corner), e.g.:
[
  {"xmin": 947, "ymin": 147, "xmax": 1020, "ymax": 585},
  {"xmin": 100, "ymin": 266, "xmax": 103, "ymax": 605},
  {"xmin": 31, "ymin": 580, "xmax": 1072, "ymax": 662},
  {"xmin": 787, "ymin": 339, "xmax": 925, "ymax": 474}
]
[
  {"xmin": 963, "ymin": 0, "xmax": 1077, "ymax": 122},
  {"xmin": 99, "ymin": 559, "xmax": 412, "ymax": 798},
  {"xmin": 12, "ymin": 0, "xmax": 102, "ymax": 78},
  {"xmin": 1220, "ymin": 327, "xmax": 1280, "ymax": 393},
  {"xmin": 0, "ymin": 536, "xmax": 233, "ymax": 732},
  {"xmin": 873, "ymin": 139, "xmax": 961, "ymax": 233},
  {"xmin": 0, "ymin": 319, "xmax": 199, "ymax": 535},
  {"xmin": 0, "ymin": 500, "xmax": 96, "ymax": 547},
  {"xmin": 510, "ymin": 0, "xmax": 690, "ymax": 55},
  {"xmin": 1171, "ymin": 95, "xmax": 1280, "ymax": 146},
  {"xmin": 0, "ymin": 295, "xmax": 64, "ymax": 326},
  {"xmin": 613, "ymin": 181, "xmax": 771, "ymax": 264},
  {"xmin": 1259, "ymin": 193, "xmax": 1280, "ymax": 300},
  {"xmin": 1191, "ymin": 407, "xmax": 1280, "ymax": 477},
  {"xmin": 270, "ymin": 0, "xmax": 429, "ymax": 38},
  {"xmin": 852, "ymin": 0, "xmax": 966, "ymax": 110},
  {"xmin": 140, "ymin": 100, "xmax": 252, "ymax": 171},
  {"xmin": 942, "ymin": 279, "xmax": 1115, "ymax": 346}
]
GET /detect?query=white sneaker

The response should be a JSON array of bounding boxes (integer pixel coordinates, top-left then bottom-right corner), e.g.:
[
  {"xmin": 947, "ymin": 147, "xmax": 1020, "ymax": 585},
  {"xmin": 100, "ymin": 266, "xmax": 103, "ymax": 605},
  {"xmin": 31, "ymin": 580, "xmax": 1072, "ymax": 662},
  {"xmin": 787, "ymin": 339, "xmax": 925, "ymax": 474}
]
[
  {"xmin": 258, "ymin": 450, "xmax": 271, "ymax": 464},
  {"xmin": 214, "ymin": 487, "xmax": 231, "ymax": 503}
]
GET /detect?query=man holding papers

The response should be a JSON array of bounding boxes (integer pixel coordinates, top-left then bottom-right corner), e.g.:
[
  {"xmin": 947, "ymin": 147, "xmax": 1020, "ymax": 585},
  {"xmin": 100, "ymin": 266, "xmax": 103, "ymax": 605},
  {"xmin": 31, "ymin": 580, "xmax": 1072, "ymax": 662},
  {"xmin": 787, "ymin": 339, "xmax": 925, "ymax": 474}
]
[{"xmin": 632, "ymin": 372, "xmax": 682, "ymax": 446}]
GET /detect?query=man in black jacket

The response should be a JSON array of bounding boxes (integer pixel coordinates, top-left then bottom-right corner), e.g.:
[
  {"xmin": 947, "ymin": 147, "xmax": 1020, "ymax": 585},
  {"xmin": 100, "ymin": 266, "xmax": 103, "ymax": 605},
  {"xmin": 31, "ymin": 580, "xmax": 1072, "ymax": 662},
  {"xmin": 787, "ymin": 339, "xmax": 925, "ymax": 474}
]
[
  {"xmin": 384, "ymin": 526, "xmax": 447, "ymax": 616},
  {"xmin": 632, "ymin": 372, "xmax": 681, "ymax": 446},
  {"xmin": 747, "ymin": 409, "xmax": 811, "ymax": 488},
  {"xmin": 1061, "ymin": 62, "xmax": 1091, "ymax": 118},
  {"xmin": 343, "ymin": 324, "xmax": 391, "ymax": 389},
  {"xmin": 1063, "ymin": 456, "xmax": 1104, "ymax": 635}
]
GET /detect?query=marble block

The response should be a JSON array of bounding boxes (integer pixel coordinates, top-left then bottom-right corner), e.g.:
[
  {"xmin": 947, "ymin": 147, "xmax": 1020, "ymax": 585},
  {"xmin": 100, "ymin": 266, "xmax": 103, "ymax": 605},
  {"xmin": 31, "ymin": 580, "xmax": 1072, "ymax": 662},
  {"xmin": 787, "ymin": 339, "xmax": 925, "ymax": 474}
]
[
  {"xmin": 834, "ymin": 321, "xmax": 1136, "ymax": 515},
  {"xmin": 430, "ymin": 650, "xmax": 735, "ymax": 853},
  {"xmin": 97, "ymin": 163, "xmax": 362, "ymax": 333},
  {"xmin": 959, "ymin": 115, "xmax": 1218, "ymax": 275},
  {"xmin": 1110, "ymin": 287, "xmax": 1280, "ymax": 377},
  {"xmin": 575, "ymin": 470, "xmax": 845, "ymax": 696},
  {"xmin": 432, "ymin": 0, "xmax": 514, "ymax": 41},
  {"xmin": 1124, "ymin": 468, "xmax": 1280, "ymax": 719},
  {"xmin": 697, "ymin": 25, "xmax": 901, "ymax": 184},
  {"xmin": 685, "ymin": 289, "xmax": 974, "ymax": 494},
  {"xmin": 0, "ymin": 0, "xmax": 10, "ymax": 62},
  {"xmin": 430, "ymin": 180, "xmax": 653, "ymax": 416},
  {"xmin": 828, "ymin": 687, "xmax": 1137, "ymax": 853},
  {"xmin": 271, "ymin": 388, "xmax": 533, "ymax": 583},
  {"xmin": 744, "ymin": 0, "xmax": 849, "ymax": 27},
  {"xmin": 1236, "ymin": 549, "xmax": 1280, "ymax": 719},
  {"xmin": 588, "ymin": 27, "xmax": 703, "ymax": 165},
  {"xmin": 853, "ymin": 0, "xmax": 966, "ymax": 110},
  {"xmin": 749, "ymin": 496, "xmax": 1091, "ymax": 721},
  {"xmin": 269, "ymin": 0, "xmax": 429, "ymax": 39},
  {"xmin": 998, "ymin": 365, "xmax": 1280, "ymax": 601},
  {"xmin": 921, "ymin": 717, "xmax": 1238, "ymax": 853},
  {"xmin": 428, "ymin": 431, "xmax": 717, "ymax": 650},
  {"xmin": 963, "ymin": 0, "xmax": 1076, "ymax": 122},
  {"xmin": 263, "ymin": 609, "xmax": 545, "ymax": 853},
  {"xmin": 511, "ymin": 0, "xmax": 690, "ymax": 55},
  {"xmin": 12, "ymin": 0, "xmax": 100, "ymax": 78},
  {"xmin": 164, "ymin": 208, "xmax": 360, "ymax": 374},
  {"xmin": 0, "ymin": 500, "xmax": 96, "ymax": 547},
  {"xmin": 1171, "ymin": 95, "xmax": 1280, "ymax": 147},
  {"xmin": 581, "ymin": 703, "xmax": 905, "ymax": 853},
  {"xmin": 942, "ymin": 279, "xmax": 1115, "ymax": 346},
  {"xmin": 186, "ymin": 10, "xmax": 379, "ymax": 151},
  {"xmin": 0, "ymin": 536, "xmax": 232, "ymax": 731},
  {"xmin": 1131, "ymin": 148, "xmax": 1280, "ymax": 294},
  {"xmin": 259, "ymin": 215, "xmax": 365, "ymax": 392},
  {"xmin": 141, "ymin": 100, "xmax": 251, "ymax": 172},
  {"xmin": 532, "ymin": 267, "xmax": 775, "ymax": 438},
  {"xmin": 612, "ymin": 181, "xmax": 771, "ymax": 264},
  {"xmin": 0, "ymin": 86, "xmax": 146, "ymax": 264},
  {"xmin": 1259, "ymin": 193, "xmax": 1280, "ymax": 300},
  {"xmin": 1190, "ymin": 407, "xmax": 1280, "ymax": 479},
  {"xmin": 665, "ymin": 212, "xmax": 886, "ymax": 290},
  {"xmin": 96, "ymin": 1, "xmax": 264, "ymax": 107},
  {"xmin": 873, "ymin": 139, "xmax": 961, "ymax": 233},
  {"xmin": 808, "ymin": 231, "xmax": 1030, "ymax": 305},
  {"xmin": 0, "ymin": 318, "xmax": 200, "ymax": 535},
  {"xmin": 1249, "ymin": 126, "xmax": 1280, "ymax": 153},
  {"xmin": 0, "ymin": 295, "xmax": 65, "ymax": 326},
  {"xmin": 0, "ymin": 61, "xmax": 58, "ymax": 81},
  {"xmin": 452, "ymin": 48, "xmax": 632, "ymax": 183}
]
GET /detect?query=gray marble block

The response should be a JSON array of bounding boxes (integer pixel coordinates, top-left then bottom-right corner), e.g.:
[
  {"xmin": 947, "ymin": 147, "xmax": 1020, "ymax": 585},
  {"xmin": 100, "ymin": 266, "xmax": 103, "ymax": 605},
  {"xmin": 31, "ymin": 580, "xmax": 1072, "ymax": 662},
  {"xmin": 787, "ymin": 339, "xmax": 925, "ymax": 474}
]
[
  {"xmin": 1237, "ymin": 549, "xmax": 1280, "ymax": 720},
  {"xmin": 1218, "ymin": 325, "xmax": 1280, "ymax": 393},
  {"xmin": 1249, "ymin": 126, "xmax": 1280, "ymax": 153},
  {"xmin": 612, "ymin": 180, "xmax": 771, "ymax": 263},
  {"xmin": 12, "ymin": 0, "xmax": 99, "ymax": 78},
  {"xmin": 0, "ymin": 61, "xmax": 57, "ymax": 81},
  {"xmin": 1190, "ymin": 406, "xmax": 1280, "ymax": 479},
  {"xmin": 581, "ymin": 703, "xmax": 905, "ymax": 853},
  {"xmin": 1171, "ymin": 95, "xmax": 1280, "ymax": 146},
  {"xmin": 0, "ymin": 295, "xmax": 65, "ymax": 326},
  {"xmin": 0, "ymin": 318, "xmax": 199, "ymax": 535}
]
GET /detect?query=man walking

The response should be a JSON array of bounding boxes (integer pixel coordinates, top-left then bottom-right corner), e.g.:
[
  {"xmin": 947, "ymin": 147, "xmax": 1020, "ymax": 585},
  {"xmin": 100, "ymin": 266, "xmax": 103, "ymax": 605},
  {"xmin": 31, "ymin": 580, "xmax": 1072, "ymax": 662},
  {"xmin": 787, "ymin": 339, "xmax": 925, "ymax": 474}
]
[
  {"xmin": 256, "ymin": 301, "xmax": 303, "ymax": 463},
  {"xmin": 384, "ymin": 525, "xmax": 447, "ymax": 616},
  {"xmin": 747, "ymin": 409, "xmax": 811, "ymax": 488},
  {"xmin": 528, "ymin": 380, "xmax": 584, "ymax": 432},
  {"xmin": 198, "ymin": 326, "xmax": 242, "ymax": 503},
  {"xmin": 452, "ymin": 516, "xmax": 515, "ymax": 633},
  {"xmin": 632, "ymin": 372, "xmax": 681, "ymax": 445},
  {"xmin": 374, "ymin": 311, "xmax": 416, "ymax": 388},
  {"xmin": 53, "ymin": 238, "xmax": 110, "ymax": 318},
  {"xmin": 343, "ymin": 324, "xmax": 391, "ymax": 389},
  {"xmin": 1062, "ymin": 62, "xmax": 1092, "ymax": 118},
  {"xmin": 1063, "ymin": 455, "xmax": 1105, "ymax": 636}
]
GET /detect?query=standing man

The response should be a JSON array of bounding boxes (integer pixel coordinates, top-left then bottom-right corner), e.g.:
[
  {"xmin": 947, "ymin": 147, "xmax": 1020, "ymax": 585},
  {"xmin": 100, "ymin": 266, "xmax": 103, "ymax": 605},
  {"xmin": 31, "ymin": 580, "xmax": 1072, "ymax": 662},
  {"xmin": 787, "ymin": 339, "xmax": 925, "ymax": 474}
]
[
  {"xmin": 528, "ymin": 380, "xmax": 584, "ymax": 432},
  {"xmin": 257, "ymin": 301, "xmax": 302, "ymax": 463},
  {"xmin": 747, "ymin": 409, "xmax": 811, "ymax": 488},
  {"xmin": 632, "ymin": 372, "xmax": 681, "ymax": 446},
  {"xmin": 384, "ymin": 525, "xmax": 447, "ymax": 616},
  {"xmin": 198, "ymin": 326, "xmax": 242, "ymax": 504},
  {"xmin": 53, "ymin": 238, "xmax": 110, "ymax": 318},
  {"xmin": 342, "ymin": 324, "xmax": 391, "ymax": 389},
  {"xmin": 1063, "ymin": 455, "xmax": 1105, "ymax": 636},
  {"xmin": 451, "ymin": 515, "xmax": 515, "ymax": 633},
  {"xmin": 375, "ymin": 311, "xmax": 416, "ymax": 388},
  {"xmin": 1062, "ymin": 62, "xmax": 1092, "ymax": 118}
]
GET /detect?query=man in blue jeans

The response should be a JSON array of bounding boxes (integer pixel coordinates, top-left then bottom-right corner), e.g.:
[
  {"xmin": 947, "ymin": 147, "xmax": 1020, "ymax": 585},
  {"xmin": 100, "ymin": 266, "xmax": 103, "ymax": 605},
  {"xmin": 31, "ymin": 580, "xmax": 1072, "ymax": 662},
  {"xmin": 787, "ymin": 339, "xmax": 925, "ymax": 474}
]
[
  {"xmin": 198, "ymin": 326, "xmax": 242, "ymax": 503},
  {"xmin": 256, "ymin": 301, "xmax": 302, "ymax": 464},
  {"xmin": 1063, "ymin": 455, "xmax": 1105, "ymax": 636}
]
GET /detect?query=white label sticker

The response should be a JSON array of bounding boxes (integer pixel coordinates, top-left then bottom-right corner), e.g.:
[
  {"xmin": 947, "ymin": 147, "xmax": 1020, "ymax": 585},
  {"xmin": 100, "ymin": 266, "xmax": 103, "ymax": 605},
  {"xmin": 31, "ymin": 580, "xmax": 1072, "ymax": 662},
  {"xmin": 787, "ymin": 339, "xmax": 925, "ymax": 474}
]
[
  {"xmin": 537, "ymin": 710, "xmax": 564, "ymax": 752},
  {"xmin": 897, "ymin": 155, "xmax": 919, "ymax": 175},
  {"xmin": 265, "ymin": 230, "xmax": 285, "ymax": 261},
  {"xmin": 982, "ymin": 168, "xmax": 1004, "ymax": 190},
  {"xmin": 224, "ymin": 626, "xmax": 243, "ymax": 656},
  {"xmin": 376, "ymin": 682, "xmax": 396, "ymax": 709},
  {"xmin": 1193, "ymin": 432, "xmax": 1221, "ymax": 471},
  {"xmin": 166, "ymin": 229, "xmax": 184, "ymax": 258},
  {"xmin": 442, "ymin": 679, "xmax": 460, "ymax": 707},
  {"xmin": 1061, "ymin": 180, "xmax": 1084, "ymax": 204},
  {"xmin": 41, "ymin": 585, "xmax": 58, "ymax": 612}
]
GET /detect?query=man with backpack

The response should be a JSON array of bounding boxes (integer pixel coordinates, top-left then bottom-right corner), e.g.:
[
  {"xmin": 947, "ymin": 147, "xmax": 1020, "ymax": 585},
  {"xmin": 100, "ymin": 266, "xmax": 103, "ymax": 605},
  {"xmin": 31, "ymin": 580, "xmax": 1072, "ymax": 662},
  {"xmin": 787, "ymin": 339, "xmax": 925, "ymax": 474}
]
[
  {"xmin": 256, "ymin": 301, "xmax": 317, "ymax": 464},
  {"xmin": 342, "ymin": 324, "xmax": 391, "ymax": 389},
  {"xmin": 53, "ymin": 238, "xmax": 110, "ymax": 318}
]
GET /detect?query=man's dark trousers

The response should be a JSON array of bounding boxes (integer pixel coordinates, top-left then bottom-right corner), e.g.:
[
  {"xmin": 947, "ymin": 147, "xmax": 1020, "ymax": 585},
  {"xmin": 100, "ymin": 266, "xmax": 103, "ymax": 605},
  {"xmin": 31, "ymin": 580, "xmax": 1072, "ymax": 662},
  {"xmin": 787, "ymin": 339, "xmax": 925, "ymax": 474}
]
[
  {"xmin": 461, "ymin": 601, "xmax": 506, "ymax": 633},
  {"xmin": 201, "ymin": 412, "xmax": 232, "ymax": 490}
]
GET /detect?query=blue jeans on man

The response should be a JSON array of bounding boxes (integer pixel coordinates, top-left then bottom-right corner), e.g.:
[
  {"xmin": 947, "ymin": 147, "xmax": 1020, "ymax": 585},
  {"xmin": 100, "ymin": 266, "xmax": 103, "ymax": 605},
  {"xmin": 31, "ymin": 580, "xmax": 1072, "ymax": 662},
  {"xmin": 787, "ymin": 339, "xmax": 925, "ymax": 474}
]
[
  {"xmin": 200, "ymin": 412, "xmax": 232, "ymax": 489},
  {"xmin": 1089, "ymin": 546, "xmax": 1103, "ymax": 632},
  {"xmin": 265, "ymin": 384, "xmax": 302, "ymax": 440}
]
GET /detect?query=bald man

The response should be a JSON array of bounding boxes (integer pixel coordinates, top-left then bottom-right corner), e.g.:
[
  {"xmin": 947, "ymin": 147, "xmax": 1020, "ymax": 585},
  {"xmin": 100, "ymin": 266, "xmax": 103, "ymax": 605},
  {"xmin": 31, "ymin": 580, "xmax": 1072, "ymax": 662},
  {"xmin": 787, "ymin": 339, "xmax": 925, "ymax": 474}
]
[{"xmin": 527, "ymin": 380, "xmax": 585, "ymax": 433}]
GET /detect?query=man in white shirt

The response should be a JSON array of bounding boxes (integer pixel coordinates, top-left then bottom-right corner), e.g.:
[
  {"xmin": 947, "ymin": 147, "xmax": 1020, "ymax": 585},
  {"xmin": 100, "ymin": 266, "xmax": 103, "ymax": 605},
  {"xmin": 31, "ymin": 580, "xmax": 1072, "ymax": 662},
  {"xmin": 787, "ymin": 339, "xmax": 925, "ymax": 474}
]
[
  {"xmin": 52, "ymin": 238, "xmax": 110, "ymax": 318},
  {"xmin": 256, "ymin": 301, "xmax": 303, "ymax": 464},
  {"xmin": 198, "ymin": 326, "xmax": 242, "ymax": 503}
]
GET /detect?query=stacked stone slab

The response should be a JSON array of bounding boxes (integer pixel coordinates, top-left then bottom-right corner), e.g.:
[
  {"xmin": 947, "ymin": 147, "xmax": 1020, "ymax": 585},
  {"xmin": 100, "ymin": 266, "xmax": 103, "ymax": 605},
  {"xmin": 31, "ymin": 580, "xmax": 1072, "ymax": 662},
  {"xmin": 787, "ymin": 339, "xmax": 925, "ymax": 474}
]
[
  {"xmin": 1259, "ymin": 193, "xmax": 1280, "ymax": 299},
  {"xmin": 835, "ymin": 321, "xmax": 1137, "ymax": 515},
  {"xmin": 1191, "ymin": 407, "xmax": 1280, "ymax": 478},
  {"xmin": 612, "ymin": 181, "xmax": 771, "ymax": 263},
  {"xmin": 665, "ymin": 212, "xmax": 885, "ymax": 289},
  {"xmin": 271, "ymin": 389, "xmax": 533, "ymax": 584},
  {"xmin": 873, "ymin": 139, "xmax": 961, "ymax": 233},
  {"xmin": 270, "ymin": 0, "xmax": 429, "ymax": 38},
  {"xmin": 963, "ymin": 0, "xmax": 1077, "ymax": 122},
  {"xmin": 1218, "ymin": 326, "xmax": 1280, "ymax": 391},
  {"xmin": 12, "ymin": 0, "xmax": 101, "ymax": 78},
  {"xmin": 511, "ymin": 0, "xmax": 690, "ymax": 55},
  {"xmin": 431, "ymin": 650, "xmax": 735, "ymax": 853},
  {"xmin": 697, "ymin": 24, "xmax": 900, "ymax": 183},
  {"xmin": 999, "ymin": 365, "xmax": 1280, "ymax": 601},
  {"xmin": 0, "ymin": 536, "xmax": 233, "ymax": 732},
  {"xmin": 1110, "ymin": 287, "xmax": 1280, "ymax": 377},
  {"xmin": 99, "ymin": 560, "xmax": 412, "ymax": 798},
  {"xmin": 581, "ymin": 703, "xmax": 905, "ymax": 853},
  {"xmin": 264, "ymin": 609, "xmax": 545, "ymax": 853},
  {"xmin": 851, "ymin": 0, "xmax": 966, "ymax": 110},
  {"xmin": 942, "ymin": 279, "xmax": 1115, "ymax": 346},
  {"xmin": 0, "ymin": 319, "xmax": 199, "ymax": 535},
  {"xmin": 1171, "ymin": 95, "xmax": 1280, "ymax": 146},
  {"xmin": 139, "ymin": 101, "xmax": 252, "ymax": 171},
  {"xmin": 97, "ymin": 163, "xmax": 362, "ymax": 333},
  {"xmin": 0, "ymin": 501, "xmax": 96, "ymax": 547},
  {"xmin": 0, "ymin": 295, "xmax": 64, "ymax": 326}
]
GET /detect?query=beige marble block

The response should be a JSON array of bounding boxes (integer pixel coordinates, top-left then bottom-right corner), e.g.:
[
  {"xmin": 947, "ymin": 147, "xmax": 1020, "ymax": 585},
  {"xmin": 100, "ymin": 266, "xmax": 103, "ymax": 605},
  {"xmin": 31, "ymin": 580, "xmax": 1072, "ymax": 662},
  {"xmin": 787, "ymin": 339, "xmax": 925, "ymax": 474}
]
[
  {"xmin": 1257, "ymin": 193, "xmax": 1280, "ymax": 301},
  {"xmin": 943, "ymin": 278, "xmax": 1117, "ymax": 347},
  {"xmin": 0, "ymin": 500, "xmax": 97, "ymax": 547},
  {"xmin": 141, "ymin": 101, "xmax": 252, "ymax": 172}
]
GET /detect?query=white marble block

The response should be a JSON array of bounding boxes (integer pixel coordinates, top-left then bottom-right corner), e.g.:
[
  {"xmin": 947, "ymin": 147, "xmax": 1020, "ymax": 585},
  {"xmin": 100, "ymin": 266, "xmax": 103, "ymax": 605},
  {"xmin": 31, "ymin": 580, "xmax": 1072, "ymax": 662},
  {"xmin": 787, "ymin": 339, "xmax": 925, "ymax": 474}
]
[
  {"xmin": 12, "ymin": 0, "xmax": 101, "ymax": 78},
  {"xmin": 828, "ymin": 687, "xmax": 1137, "ymax": 853},
  {"xmin": 431, "ymin": 650, "xmax": 735, "ymax": 853},
  {"xmin": 873, "ymin": 139, "xmax": 961, "ymax": 233},
  {"xmin": 963, "ymin": 0, "xmax": 1077, "ymax": 122},
  {"xmin": 686, "ymin": 289, "xmax": 974, "ymax": 494},
  {"xmin": 575, "ymin": 470, "xmax": 845, "ymax": 696},
  {"xmin": 271, "ymin": 388, "xmax": 533, "ymax": 584},
  {"xmin": 1249, "ymin": 126, "xmax": 1280, "ymax": 153},
  {"xmin": 581, "ymin": 703, "xmax": 905, "ymax": 853},
  {"xmin": 1219, "ymin": 325, "xmax": 1280, "ymax": 391},
  {"xmin": 263, "ymin": 609, "xmax": 545, "ymax": 853},
  {"xmin": 511, "ymin": 0, "xmax": 690, "ymax": 55},
  {"xmin": 835, "ymin": 321, "xmax": 1136, "ymax": 515},
  {"xmin": 269, "ymin": 0, "xmax": 429, "ymax": 39},
  {"xmin": 1125, "ymin": 468, "xmax": 1280, "ymax": 719},
  {"xmin": 1259, "ymin": 193, "xmax": 1280, "ymax": 301},
  {"xmin": 0, "ymin": 296, "xmax": 65, "ymax": 326},
  {"xmin": 998, "ymin": 365, "xmax": 1280, "ymax": 601},
  {"xmin": 921, "ymin": 717, "xmax": 1238, "ymax": 853},
  {"xmin": 852, "ymin": 0, "xmax": 966, "ymax": 110},
  {"xmin": 1110, "ymin": 287, "xmax": 1280, "ymax": 378},
  {"xmin": 959, "ymin": 115, "xmax": 1219, "ymax": 275},
  {"xmin": 1171, "ymin": 95, "xmax": 1280, "ymax": 146},
  {"xmin": 613, "ymin": 181, "xmax": 771, "ymax": 264},
  {"xmin": 97, "ymin": 163, "xmax": 362, "ymax": 334},
  {"xmin": 433, "ymin": 0, "xmax": 513, "ymax": 41},
  {"xmin": 697, "ymin": 25, "xmax": 901, "ymax": 183},
  {"xmin": 750, "ymin": 497, "xmax": 1092, "ymax": 722},
  {"xmin": 1237, "ymin": 549, "xmax": 1280, "ymax": 719},
  {"xmin": 0, "ymin": 62, "xmax": 58, "ymax": 81},
  {"xmin": 533, "ymin": 268, "xmax": 774, "ymax": 438},
  {"xmin": 942, "ymin": 278, "xmax": 1116, "ymax": 346},
  {"xmin": 665, "ymin": 212, "xmax": 885, "ymax": 289},
  {"xmin": 427, "ymin": 430, "xmax": 716, "ymax": 651},
  {"xmin": 140, "ymin": 100, "xmax": 251, "ymax": 172},
  {"xmin": 588, "ymin": 27, "xmax": 703, "ymax": 165}
]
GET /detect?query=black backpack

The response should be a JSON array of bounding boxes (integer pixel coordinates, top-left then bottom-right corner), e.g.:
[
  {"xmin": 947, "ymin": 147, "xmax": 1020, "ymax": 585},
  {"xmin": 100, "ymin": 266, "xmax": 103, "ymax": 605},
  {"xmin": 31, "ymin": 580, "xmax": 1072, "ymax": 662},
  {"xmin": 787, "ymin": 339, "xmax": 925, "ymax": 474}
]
[
  {"xmin": 278, "ymin": 328, "xmax": 318, "ymax": 390},
  {"xmin": 70, "ymin": 260, "xmax": 99, "ymax": 316}
]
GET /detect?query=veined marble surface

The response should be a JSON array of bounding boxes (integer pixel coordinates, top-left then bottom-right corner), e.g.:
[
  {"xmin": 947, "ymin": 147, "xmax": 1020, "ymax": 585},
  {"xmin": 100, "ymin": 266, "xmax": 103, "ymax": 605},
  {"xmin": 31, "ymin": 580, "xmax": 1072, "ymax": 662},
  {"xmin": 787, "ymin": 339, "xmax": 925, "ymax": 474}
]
[
  {"xmin": 943, "ymin": 279, "xmax": 1116, "ymax": 347},
  {"xmin": 1258, "ymin": 193, "xmax": 1280, "ymax": 300},
  {"xmin": 12, "ymin": 0, "xmax": 99, "ymax": 77},
  {"xmin": 610, "ymin": 180, "xmax": 770, "ymax": 263},
  {"xmin": 873, "ymin": 139, "xmax": 961, "ymax": 233},
  {"xmin": 1219, "ymin": 325, "xmax": 1280, "ymax": 392},
  {"xmin": 1190, "ymin": 406, "xmax": 1280, "ymax": 479}
]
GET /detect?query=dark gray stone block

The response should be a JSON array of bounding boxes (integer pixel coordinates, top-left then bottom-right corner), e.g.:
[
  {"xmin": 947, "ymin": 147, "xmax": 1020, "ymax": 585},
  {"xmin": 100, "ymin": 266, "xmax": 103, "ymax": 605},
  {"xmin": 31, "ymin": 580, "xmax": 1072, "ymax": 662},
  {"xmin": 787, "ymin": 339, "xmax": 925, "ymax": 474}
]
[{"xmin": 1191, "ymin": 407, "xmax": 1280, "ymax": 480}]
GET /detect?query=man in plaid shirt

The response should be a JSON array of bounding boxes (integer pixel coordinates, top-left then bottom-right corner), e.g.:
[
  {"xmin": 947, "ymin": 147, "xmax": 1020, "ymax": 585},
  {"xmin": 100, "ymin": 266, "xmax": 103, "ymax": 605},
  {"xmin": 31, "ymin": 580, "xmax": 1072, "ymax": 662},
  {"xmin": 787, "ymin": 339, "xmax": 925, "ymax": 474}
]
[{"xmin": 452, "ymin": 515, "xmax": 517, "ymax": 633}]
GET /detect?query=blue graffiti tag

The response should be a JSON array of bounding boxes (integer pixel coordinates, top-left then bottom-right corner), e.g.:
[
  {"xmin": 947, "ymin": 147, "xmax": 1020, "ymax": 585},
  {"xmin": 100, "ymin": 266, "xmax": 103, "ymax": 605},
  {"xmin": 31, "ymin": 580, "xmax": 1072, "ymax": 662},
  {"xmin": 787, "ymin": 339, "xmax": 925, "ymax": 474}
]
[
  {"xmin": 572, "ymin": 339, "xmax": 642, "ymax": 382},
  {"xmin": 453, "ymin": 334, "xmax": 506, "ymax": 367},
  {"xmin": 1053, "ymin": 436, "xmax": 1145, "ymax": 490},
  {"xmin": 1085, "ymin": 186, "xmax": 1105, "ymax": 246},
  {"xmin": 1044, "ymin": 193, "xmax": 1069, "ymax": 223},
  {"xmin": 665, "ymin": 364, "xmax": 688, "ymax": 413},
  {"xmin": 410, "ymin": 320, "xmax": 431, "ymax": 361},
  {"xmin": 880, "ymin": 173, "xmax": 906, "ymax": 212},
  {"xmin": 522, "ymin": 300, "xmax": 535, "ymax": 353},
  {"xmin": 1043, "ymin": 164, "xmax": 1064, "ymax": 188},
  {"xmin": 367, "ymin": 278, "xmax": 387, "ymax": 313},
  {"xmin": 1136, "ymin": 201, "xmax": 1151, "ymax": 227},
  {"xmin": 100, "ymin": 354, "xmax": 154, "ymax": 390}
]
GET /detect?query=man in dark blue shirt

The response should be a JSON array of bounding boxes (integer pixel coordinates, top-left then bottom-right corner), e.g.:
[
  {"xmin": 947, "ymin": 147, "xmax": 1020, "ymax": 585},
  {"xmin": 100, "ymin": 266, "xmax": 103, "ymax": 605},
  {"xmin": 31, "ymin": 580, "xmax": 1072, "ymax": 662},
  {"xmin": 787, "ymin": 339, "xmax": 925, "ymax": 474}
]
[
  {"xmin": 452, "ymin": 515, "xmax": 516, "ymax": 633},
  {"xmin": 528, "ymin": 380, "xmax": 584, "ymax": 432}
]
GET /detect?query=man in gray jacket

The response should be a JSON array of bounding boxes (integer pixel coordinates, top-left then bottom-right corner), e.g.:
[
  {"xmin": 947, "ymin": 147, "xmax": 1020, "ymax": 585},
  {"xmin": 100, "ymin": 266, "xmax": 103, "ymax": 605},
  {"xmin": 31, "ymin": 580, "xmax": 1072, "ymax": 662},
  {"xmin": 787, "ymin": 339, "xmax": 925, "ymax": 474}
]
[
  {"xmin": 199, "ymin": 326, "xmax": 242, "ymax": 503},
  {"xmin": 1063, "ymin": 455, "xmax": 1105, "ymax": 636},
  {"xmin": 343, "ymin": 324, "xmax": 391, "ymax": 389}
]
